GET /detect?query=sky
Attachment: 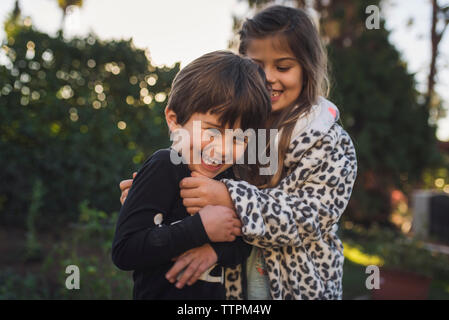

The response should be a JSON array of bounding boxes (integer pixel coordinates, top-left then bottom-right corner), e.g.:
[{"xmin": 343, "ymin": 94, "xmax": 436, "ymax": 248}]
[{"xmin": 0, "ymin": 0, "xmax": 448, "ymax": 141}]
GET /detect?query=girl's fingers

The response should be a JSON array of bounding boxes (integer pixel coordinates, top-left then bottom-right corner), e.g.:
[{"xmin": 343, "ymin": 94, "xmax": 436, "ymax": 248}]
[
  {"xmin": 191, "ymin": 171, "xmax": 206, "ymax": 178},
  {"xmin": 180, "ymin": 188, "xmax": 200, "ymax": 199},
  {"xmin": 120, "ymin": 189, "xmax": 129, "ymax": 205},
  {"xmin": 132, "ymin": 172, "xmax": 137, "ymax": 178},
  {"xmin": 180, "ymin": 177, "xmax": 203, "ymax": 189},
  {"xmin": 232, "ymin": 227, "xmax": 242, "ymax": 237},
  {"xmin": 232, "ymin": 218, "xmax": 242, "ymax": 228},
  {"xmin": 182, "ymin": 198, "xmax": 203, "ymax": 208},
  {"xmin": 186, "ymin": 207, "xmax": 202, "ymax": 215},
  {"xmin": 119, "ymin": 179, "xmax": 133, "ymax": 191}
]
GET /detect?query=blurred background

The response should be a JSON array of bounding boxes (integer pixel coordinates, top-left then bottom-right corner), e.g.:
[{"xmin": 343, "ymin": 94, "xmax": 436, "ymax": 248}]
[{"xmin": 0, "ymin": 0, "xmax": 448, "ymax": 300}]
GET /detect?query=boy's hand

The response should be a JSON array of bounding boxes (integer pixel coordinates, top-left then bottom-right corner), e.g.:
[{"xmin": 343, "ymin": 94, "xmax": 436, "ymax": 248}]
[
  {"xmin": 165, "ymin": 244, "xmax": 217, "ymax": 289},
  {"xmin": 180, "ymin": 172, "xmax": 234, "ymax": 214},
  {"xmin": 119, "ymin": 172, "xmax": 136, "ymax": 205},
  {"xmin": 199, "ymin": 205, "xmax": 241, "ymax": 242}
]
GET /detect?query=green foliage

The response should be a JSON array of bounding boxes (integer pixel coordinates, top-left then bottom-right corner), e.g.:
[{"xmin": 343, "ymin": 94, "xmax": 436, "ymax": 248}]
[
  {"xmin": 340, "ymin": 223, "xmax": 449, "ymax": 281},
  {"xmin": 0, "ymin": 21, "xmax": 179, "ymax": 227},
  {"xmin": 0, "ymin": 202, "xmax": 132, "ymax": 299},
  {"xmin": 45, "ymin": 202, "xmax": 133, "ymax": 299},
  {"xmin": 379, "ymin": 238, "xmax": 449, "ymax": 280},
  {"xmin": 57, "ymin": 0, "xmax": 83, "ymax": 12},
  {"xmin": 24, "ymin": 179, "xmax": 45, "ymax": 262},
  {"xmin": 327, "ymin": 4, "xmax": 442, "ymax": 224},
  {"xmin": 235, "ymin": 0, "xmax": 443, "ymax": 225},
  {"xmin": 0, "ymin": 269, "xmax": 52, "ymax": 299}
]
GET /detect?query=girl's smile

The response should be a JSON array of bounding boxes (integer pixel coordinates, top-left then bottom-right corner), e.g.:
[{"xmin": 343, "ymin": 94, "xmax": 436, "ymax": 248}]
[{"xmin": 246, "ymin": 36, "xmax": 304, "ymax": 112}]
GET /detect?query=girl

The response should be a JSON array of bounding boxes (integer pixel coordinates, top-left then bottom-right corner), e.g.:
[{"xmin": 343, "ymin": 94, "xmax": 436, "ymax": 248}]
[{"xmin": 120, "ymin": 5, "xmax": 357, "ymax": 300}]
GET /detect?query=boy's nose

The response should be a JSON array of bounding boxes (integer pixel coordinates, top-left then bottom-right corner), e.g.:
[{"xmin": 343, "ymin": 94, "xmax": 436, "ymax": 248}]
[{"xmin": 203, "ymin": 138, "xmax": 234, "ymax": 163}]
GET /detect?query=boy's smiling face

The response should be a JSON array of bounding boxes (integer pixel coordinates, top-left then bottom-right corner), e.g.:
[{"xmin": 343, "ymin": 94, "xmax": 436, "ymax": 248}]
[{"xmin": 165, "ymin": 108, "xmax": 248, "ymax": 178}]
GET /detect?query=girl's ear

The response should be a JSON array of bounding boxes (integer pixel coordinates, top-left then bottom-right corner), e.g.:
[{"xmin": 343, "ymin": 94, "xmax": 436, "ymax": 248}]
[{"xmin": 165, "ymin": 107, "xmax": 181, "ymax": 132}]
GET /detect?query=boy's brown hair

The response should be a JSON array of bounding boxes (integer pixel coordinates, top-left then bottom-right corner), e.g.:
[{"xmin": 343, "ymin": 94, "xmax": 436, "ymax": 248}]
[{"xmin": 166, "ymin": 50, "xmax": 271, "ymax": 131}]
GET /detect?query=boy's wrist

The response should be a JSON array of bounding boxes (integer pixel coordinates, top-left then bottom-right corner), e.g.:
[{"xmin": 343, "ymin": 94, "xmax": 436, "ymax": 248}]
[{"xmin": 184, "ymin": 213, "xmax": 210, "ymax": 245}]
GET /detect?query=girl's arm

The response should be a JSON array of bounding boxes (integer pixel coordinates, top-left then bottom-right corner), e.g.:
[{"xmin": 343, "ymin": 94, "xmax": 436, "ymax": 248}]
[{"xmin": 222, "ymin": 129, "xmax": 357, "ymax": 249}]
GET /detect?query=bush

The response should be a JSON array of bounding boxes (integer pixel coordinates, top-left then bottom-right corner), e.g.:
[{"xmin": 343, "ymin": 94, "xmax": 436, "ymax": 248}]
[{"xmin": 0, "ymin": 21, "xmax": 179, "ymax": 228}]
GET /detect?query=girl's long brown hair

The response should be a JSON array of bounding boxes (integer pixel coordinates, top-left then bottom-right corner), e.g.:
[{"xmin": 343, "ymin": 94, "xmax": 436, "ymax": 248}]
[{"xmin": 238, "ymin": 5, "xmax": 330, "ymax": 188}]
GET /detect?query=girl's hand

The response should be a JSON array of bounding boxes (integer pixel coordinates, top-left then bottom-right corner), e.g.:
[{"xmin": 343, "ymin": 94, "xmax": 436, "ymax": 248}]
[
  {"xmin": 199, "ymin": 205, "xmax": 242, "ymax": 242},
  {"xmin": 119, "ymin": 172, "xmax": 136, "ymax": 205},
  {"xmin": 180, "ymin": 172, "xmax": 234, "ymax": 214},
  {"xmin": 165, "ymin": 244, "xmax": 218, "ymax": 289}
]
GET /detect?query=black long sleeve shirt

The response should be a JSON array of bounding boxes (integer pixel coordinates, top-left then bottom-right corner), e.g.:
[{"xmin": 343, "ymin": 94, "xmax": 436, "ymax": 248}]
[{"xmin": 112, "ymin": 149, "xmax": 251, "ymax": 299}]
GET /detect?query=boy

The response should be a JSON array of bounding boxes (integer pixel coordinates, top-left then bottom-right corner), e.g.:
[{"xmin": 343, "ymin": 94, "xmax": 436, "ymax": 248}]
[{"xmin": 111, "ymin": 51, "xmax": 271, "ymax": 299}]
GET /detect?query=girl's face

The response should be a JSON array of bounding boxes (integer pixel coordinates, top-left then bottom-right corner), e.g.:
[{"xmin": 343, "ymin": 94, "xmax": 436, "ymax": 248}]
[{"xmin": 246, "ymin": 36, "xmax": 304, "ymax": 112}]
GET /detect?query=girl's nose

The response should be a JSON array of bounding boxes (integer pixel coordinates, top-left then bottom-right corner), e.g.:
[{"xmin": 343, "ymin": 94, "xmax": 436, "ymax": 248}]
[{"xmin": 264, "ymin": 67, "xmax": 276, "ymax": 85}]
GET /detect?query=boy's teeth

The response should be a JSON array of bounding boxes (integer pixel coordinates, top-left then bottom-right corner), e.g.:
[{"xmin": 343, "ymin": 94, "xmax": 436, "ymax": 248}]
[
  {"xmin": 203, "ymin": 155, "xmax": 220, "ymax": 165},
  {"xmin": 271, "ymin": 91, "xmax": 281, "ymax": 97}
]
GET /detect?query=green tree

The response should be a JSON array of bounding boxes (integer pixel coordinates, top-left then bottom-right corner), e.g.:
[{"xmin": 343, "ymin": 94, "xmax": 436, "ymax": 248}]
[
  {"xmin": 0, "ymin": 10, "xmax": 178, "ymax": 227},
  {"xmin": 232, "ymin": 0, "xmax": 442, "ymax": 225},
  {"xmin": 56, "ymin": 0, "xmax": 83, "ymax": 32}
]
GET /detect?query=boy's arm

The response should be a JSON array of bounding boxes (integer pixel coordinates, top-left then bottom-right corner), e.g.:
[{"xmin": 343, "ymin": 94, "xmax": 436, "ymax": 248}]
[
  {"xmin": 210, "ymin": 237, "xmax": 252, "ymax": 268},
  {"xmin": 112, "ymin": 151, "xmax": 210, "ymax": 271}
]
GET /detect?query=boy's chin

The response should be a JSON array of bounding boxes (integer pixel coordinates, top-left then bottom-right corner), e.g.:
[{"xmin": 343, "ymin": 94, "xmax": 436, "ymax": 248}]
[{"xmin": 188, "ymin": 163, "xmax": 231, "ymax": 178}]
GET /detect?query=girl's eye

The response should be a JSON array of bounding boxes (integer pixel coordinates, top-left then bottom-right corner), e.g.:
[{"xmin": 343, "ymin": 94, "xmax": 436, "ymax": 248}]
[{"xmin": 277, "ymin": 66, "xmax": 290, "ymax": 72}]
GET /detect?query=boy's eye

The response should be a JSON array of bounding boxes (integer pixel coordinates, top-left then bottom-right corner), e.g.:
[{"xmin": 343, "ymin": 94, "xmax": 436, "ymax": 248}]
[
  {"xmin": 203, "ymin": 128, "xmax": 221, "ymax": 138},
  {"xmin": 233, "ymin": 136, "xmax": 248, "ymax": 144}
]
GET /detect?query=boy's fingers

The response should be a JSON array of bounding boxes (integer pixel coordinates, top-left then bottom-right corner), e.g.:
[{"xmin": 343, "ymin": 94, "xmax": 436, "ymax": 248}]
[
  {"xmin": 176, "ymin": 261, "xmax": 200, "ymax": 289},
  {"xmin": 188, "ymin": 264, "xmax": 208, "ymax": 286},
  {"xmin": 166, "ymin": 254, "xmax": 193, "ymax": 282}
]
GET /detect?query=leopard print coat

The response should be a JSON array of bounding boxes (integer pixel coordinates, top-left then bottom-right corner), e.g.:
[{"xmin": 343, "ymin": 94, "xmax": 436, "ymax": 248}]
[{"xmin": 222, "ymin": 97, "xmax": 357, "ymax": 300}]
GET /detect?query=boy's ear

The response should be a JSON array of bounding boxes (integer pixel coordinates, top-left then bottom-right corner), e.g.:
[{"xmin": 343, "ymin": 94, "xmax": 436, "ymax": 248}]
[{"xmin": 165, "ymin": 107, "xmax": 181, "ymax": 131}]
